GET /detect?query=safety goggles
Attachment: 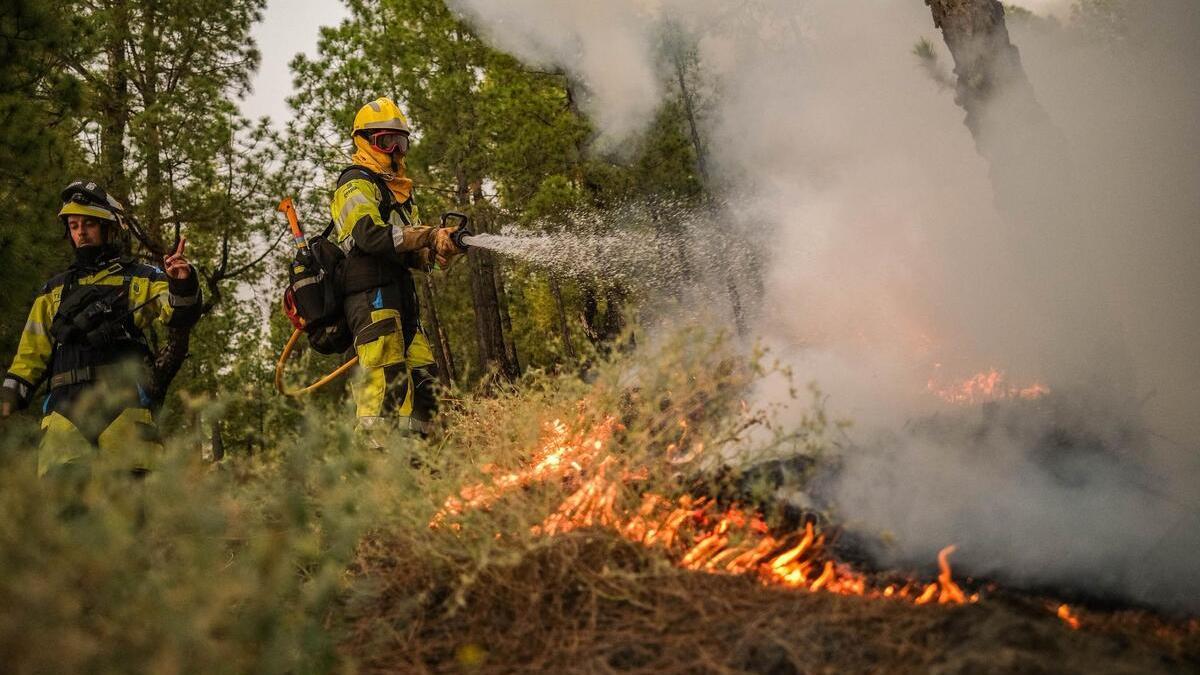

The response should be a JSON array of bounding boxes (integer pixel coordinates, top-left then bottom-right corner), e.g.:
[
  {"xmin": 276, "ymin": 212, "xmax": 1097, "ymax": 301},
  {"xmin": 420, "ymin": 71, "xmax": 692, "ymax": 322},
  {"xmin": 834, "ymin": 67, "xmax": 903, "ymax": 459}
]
[
  {"xmin": 369, "ymin": 130, "xmax": 409, "ymax": 155},
  {"xmin": 62, "ymin": 181, "xmax": 110, "ymax": 209}
]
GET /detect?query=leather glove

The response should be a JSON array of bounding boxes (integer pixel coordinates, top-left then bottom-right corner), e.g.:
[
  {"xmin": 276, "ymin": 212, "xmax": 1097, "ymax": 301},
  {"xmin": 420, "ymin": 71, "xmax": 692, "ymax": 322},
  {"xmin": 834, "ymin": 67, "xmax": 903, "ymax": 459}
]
[
  {"xmin": 433, "ymin": 227, "xmax": 466, "ymax": 269},
  {"xmin": 434, "ymin": 227, "xmax": 466, "ymax": 257}
]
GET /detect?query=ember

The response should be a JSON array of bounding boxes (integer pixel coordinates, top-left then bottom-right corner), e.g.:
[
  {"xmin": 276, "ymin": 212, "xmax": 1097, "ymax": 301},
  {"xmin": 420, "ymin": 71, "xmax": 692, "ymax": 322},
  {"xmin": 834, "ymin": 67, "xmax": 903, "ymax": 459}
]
[
  {"xmin": 1058, "ymin": 604, "xmax": 1082, "ymax": 630},
  {"xmin": 432, "ymin": 411, "xmax": 976, "ymax": 606},
  {"xmin": 927, "ymin": 366, "xmax": 1050, "ymax": 405}
]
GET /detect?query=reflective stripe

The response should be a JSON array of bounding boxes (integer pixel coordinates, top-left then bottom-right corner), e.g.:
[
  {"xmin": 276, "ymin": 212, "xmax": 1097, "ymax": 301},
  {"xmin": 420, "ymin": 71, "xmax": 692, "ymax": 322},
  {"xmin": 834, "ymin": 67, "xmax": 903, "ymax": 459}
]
[
  {"xmin": 361, "ymin": 118, "xmax": 409, "ymax": 130},
  {"xmin": 3, "ymin": 377, "xmax": 29, "ymax": 398},
  {"xmin": 23, "ymin": 320, "xmax": 47, "ymax": 337},
  {"xmin": 336, "ymin": 191, "xmax": 372, "ymax": 227},
  {"xmin": 398, "ymin": 416, "xmax": 432, "ymax": 435},
  {"xmin": 388, "ymin": 207, "xmax": 411, "ymax": 228},
  {"xmin": 290, "ymin": 275, "xmax": 322, "ymax": 291},
  {"xmin": 391, "ymin": 224, "xmax": 405, "ymax": 252},
  {"xmin": 169, "ymin": 291, "xmax": 200, "ymax": 307}
]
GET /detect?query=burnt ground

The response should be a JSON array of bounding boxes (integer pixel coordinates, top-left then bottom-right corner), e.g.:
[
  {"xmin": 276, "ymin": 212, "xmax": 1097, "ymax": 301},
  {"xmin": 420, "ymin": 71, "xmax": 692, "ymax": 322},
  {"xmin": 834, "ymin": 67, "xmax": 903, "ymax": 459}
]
[{"xmin": 340, "ymin": 531, "xmax": 1199, "ymax": 674}]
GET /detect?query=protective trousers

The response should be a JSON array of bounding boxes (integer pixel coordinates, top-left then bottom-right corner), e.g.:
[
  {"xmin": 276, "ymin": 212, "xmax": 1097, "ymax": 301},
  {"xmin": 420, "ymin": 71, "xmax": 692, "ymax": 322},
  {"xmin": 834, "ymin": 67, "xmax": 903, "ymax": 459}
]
[
  {"xmin": 38, "ymin": 406, "xmax": 162, "ymax": 477},
  {"xmin": 344, "ymin": 282, "xmax": 438, "ymax": 440}
]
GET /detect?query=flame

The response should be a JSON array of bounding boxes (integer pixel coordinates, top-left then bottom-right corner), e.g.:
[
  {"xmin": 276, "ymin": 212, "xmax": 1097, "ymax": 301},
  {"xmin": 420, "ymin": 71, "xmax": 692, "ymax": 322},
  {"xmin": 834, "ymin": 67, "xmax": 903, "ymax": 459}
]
[
  {"xmin": 927, "ymin": 366, "xmax": 1050, "ymax": 405},
  {"xmin": 432, "ymin": 412, "xmax": 976, "ymax": 607},
  {"xmin": 1057, "ymin": 603, "xmax": 1081, "ymax": 630}
]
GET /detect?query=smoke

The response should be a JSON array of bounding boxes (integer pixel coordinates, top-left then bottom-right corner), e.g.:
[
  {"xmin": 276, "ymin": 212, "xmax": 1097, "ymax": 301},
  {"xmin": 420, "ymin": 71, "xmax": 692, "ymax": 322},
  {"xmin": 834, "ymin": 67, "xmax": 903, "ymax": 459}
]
[{"xmin": 449, "ymin": 0, "xmax": 1200, "ymax": 612}]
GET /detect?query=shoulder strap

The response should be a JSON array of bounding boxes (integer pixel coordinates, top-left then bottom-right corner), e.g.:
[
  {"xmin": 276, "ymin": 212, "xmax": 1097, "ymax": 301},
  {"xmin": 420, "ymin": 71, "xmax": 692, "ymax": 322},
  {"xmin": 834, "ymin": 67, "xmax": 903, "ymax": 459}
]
[{"xmin": 337, "ymin": 165, "xmax": 395, "ymax": 216}]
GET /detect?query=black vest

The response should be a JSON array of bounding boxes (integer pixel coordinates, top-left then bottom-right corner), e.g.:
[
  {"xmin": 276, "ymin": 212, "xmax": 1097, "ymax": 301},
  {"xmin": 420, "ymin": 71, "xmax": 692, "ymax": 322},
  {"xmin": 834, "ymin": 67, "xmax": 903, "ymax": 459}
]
[{"xmin": 336, "ymin": 165, "xmax": 423, "ymax": 335}]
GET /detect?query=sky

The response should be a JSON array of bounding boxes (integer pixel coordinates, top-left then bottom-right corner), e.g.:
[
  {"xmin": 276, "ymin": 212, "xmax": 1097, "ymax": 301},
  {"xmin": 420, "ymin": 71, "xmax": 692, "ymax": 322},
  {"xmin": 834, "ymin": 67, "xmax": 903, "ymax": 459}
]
[{"xmin": 239, "ymin": 0, "xmax": 349, "ymax": 126}]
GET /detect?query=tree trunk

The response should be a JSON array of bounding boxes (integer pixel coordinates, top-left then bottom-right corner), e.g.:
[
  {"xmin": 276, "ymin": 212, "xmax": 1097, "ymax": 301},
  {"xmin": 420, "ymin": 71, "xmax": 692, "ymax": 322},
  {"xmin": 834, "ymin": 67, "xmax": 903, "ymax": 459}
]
[
  {"xmin": 602, "ymin": 285, "xmax": 625, "ymax": 343},
  {"xmin": 925, "ymin": 0, "xmax": 1121, "ymax": 393},
  {"xmin": 99, "ymin": 0, "xmax": 130, "ymax": 198},
  {"xmin": 473, "ymin": 181, "xmax": 519, "ymax": 374},
  {"xmin": 549, "ymin": 276, "xmax": 575, "ymax": 360},
  {"xmin": 673, "ymin": 45, "xmax": 750, "ymax": 335},
  {"xmin": 420, "ymin": 273, "xmax": 456, "ymax": 386},
  {"xmin": 581, "ymin": 285, "xmax": 600, "ymax": 344},
  {"xmin": 492, "ymin": 261, "xmax": 520, "ymax": 375},
  {"xmin": 458, "ymin": 171, "xmax": 516, "ymax": 380},
  {"xmin": 924, "ymin": 0, "xmax": 1072, "ymax": 222},
  {"xmin": 138, "ymin": 0, "xmax": 165, "ymax": 243},
  {"xmin": 674, "ymin": 52, "xmax": 709, "ymax": 184}
]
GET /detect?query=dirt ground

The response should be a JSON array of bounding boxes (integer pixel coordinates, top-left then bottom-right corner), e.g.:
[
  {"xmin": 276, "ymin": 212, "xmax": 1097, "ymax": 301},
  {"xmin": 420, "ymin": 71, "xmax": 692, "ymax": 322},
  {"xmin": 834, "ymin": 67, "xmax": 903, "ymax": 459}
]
[{"xmin": 341, "ymin": 531, "xmax": 1199, "ymax": 674}]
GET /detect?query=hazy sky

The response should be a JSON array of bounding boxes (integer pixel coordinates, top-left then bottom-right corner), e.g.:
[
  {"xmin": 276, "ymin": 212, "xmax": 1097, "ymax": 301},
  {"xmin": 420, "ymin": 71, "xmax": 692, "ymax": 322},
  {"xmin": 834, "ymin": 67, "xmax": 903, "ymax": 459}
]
[
  {"xmin": 238, "ymin": 0, "xmax": 1072, "ymax": 127},
  {"xmin": 239, "ymin": 0, "xmax": 349, "ymax": 126}
]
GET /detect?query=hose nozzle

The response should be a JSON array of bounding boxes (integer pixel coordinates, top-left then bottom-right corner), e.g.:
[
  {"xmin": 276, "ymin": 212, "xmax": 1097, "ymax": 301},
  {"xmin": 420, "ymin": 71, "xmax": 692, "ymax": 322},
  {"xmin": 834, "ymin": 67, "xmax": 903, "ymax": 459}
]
[{"xmin": 441, "ymin": 211, "xmax": 473, "ymax": 250}]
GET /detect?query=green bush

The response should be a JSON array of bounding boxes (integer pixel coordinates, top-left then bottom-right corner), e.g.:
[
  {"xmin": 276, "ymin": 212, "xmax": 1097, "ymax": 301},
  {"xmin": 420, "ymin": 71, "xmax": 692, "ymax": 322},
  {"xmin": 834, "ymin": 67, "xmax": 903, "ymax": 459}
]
[{"xmin": 0, "ymin": 328, "xmax": 828, "ymax": 673}]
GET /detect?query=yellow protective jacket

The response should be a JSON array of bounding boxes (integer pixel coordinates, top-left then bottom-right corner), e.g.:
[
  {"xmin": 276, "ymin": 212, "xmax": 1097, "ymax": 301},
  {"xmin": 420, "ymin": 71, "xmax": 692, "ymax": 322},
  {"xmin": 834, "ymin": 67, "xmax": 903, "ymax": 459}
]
[
  {"xmin": 1, "ymin": 249, "xmax": 202, "ymax": 413},
  {"xmin": 329, "ymin": 165, "xmax": 436, "ymax": 263}
]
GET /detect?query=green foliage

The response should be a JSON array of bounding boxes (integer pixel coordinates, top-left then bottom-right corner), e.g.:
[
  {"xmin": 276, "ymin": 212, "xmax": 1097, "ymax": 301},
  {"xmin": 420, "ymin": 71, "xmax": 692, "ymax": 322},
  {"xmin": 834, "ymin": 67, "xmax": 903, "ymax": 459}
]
[
  {"xmin": 0, "ymin": 0, "xmax": 81, "ymax": 356},
  {"xmin": 0, "ymin": 327, "xmax": 828, "ymax": 672}
]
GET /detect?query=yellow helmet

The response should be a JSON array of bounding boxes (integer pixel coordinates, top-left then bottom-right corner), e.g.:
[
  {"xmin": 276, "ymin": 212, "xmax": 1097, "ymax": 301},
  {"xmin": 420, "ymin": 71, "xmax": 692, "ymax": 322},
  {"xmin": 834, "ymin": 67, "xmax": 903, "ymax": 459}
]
[
  {"xmin": 352, "ymin": 97, "xmax": 412, "ymax": 137},
  {"xmin": 58, "ymin": 180, "xmax": 123, "ymax": 223}
]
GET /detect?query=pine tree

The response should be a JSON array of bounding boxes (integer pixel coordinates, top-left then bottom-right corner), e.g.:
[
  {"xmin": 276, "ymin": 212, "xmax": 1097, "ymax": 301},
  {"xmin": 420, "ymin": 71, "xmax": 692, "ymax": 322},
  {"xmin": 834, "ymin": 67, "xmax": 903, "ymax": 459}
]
[{"xmin": 0, "ymin": 0, "xmax": 83, "ymax": 356}]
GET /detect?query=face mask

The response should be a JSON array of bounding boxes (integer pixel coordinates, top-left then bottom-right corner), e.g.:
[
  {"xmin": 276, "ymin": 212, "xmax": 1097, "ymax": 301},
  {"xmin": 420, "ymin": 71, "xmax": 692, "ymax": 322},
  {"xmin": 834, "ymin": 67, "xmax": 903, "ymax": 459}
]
[{"xmin": 73, "ymin": 242, "xmax": 117, "ymax": 267}]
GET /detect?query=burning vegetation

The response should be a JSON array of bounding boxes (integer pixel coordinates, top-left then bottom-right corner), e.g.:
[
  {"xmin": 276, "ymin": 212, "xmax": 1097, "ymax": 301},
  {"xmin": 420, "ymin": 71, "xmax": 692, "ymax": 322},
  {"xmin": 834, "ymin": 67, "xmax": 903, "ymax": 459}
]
[
  {"xmin": 927, "ymin": 365, "xmax": 1051, "ymax": 406},
  {"xmin": 339, "ymin": 334, "xmax": 1198, "ymax": 671},
  {"xmin": 432, "ymin": 412, "xmax": 975, "ymax": 606}
]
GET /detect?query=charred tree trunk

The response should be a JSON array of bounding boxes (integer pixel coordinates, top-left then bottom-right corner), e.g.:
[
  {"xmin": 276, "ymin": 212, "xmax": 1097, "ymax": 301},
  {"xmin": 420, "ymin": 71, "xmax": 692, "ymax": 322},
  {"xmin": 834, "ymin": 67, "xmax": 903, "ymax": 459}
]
[
  {"xmin": 924, "ymin": 0, "xmax": 1073, "ymax": 222},
  {"xmin": 924, "ymin": 0, "xmax": 1121, "ymax": 392},
  {"xmin": 467, "ymin": 248, "xmax": 517, "ymax": 380}
]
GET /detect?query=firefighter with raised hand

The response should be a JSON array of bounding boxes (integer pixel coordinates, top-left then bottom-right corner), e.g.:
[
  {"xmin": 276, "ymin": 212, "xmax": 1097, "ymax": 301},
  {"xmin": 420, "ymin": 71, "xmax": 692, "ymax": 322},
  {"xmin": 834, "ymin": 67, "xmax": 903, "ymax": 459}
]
[
  {"xmin": 329, "ymin": 97, "xmax": 465, "ymax": 443},
  {"xmin": 0, "ymin": 181, "xmax": 202, "ymax": 476}
]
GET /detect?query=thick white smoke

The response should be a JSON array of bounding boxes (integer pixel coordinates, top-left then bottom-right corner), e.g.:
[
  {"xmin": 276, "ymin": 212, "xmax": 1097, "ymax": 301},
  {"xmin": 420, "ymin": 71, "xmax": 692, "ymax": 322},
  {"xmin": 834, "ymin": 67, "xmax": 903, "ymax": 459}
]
[{"xmin": 450, "ymin": 0, "xmax": 1200, "ymax": 611}]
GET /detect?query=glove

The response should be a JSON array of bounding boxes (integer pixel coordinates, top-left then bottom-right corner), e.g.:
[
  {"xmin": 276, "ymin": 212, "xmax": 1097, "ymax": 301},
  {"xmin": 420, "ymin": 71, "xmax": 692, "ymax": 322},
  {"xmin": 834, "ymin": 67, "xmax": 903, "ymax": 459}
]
[
  {"xmin": 433, "ymin": 227, "xmax": 466, "ymax": 268},
  {"xmin": 434, "ymin": 227, "xmax": 466, "ymax": 257}
]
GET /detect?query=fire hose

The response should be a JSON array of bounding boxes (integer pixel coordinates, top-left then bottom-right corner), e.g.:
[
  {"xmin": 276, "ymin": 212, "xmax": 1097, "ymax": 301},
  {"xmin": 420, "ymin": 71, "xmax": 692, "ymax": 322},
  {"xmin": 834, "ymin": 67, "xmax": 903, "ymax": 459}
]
[
  {"xmin": 274, "ymin": 327, "xmax": 358, "ymax": 397},
  {"xmin": 272, "ymin": 199, "xmax": 472, "ymax": 397}
]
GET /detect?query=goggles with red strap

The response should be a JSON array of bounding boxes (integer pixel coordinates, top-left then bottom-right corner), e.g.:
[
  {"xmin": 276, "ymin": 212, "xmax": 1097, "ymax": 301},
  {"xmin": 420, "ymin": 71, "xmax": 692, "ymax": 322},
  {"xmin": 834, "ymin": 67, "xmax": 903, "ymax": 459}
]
[{"xmin": 368, "ymin": 130, "xmax": 409, "ymax": 155}]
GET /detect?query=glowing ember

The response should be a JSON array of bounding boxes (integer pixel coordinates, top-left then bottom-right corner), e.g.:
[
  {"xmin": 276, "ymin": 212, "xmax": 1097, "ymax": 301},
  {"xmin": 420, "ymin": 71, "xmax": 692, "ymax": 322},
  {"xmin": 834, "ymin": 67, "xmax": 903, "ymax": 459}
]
[
  {"xmin": 927, "ymin": 366, "xmax": 1050, "ymax": 405},
  {"xmin": 433, "ymin": 412, "xmax": 977, "ymax": 607},
  {"xmin": 1057, "ymin": 604, "xmax": 1082, "ymax": 630}
]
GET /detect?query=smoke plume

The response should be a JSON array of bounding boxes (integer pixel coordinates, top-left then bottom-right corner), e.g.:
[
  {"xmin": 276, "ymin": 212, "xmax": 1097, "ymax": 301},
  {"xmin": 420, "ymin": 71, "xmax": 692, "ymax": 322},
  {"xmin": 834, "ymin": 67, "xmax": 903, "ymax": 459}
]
[{"xmin": 449, "ymin": 0, "xmax": 1200, "ymax": 612}]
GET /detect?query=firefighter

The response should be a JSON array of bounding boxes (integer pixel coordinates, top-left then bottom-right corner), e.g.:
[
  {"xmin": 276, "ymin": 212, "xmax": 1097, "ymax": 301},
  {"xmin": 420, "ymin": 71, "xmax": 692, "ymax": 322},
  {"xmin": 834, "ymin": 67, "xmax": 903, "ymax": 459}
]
[
  {"xmin": 0, "ymin": 181, "xmax": 202, "ymax": 476},
  {"xmin": 329, "ymin": 97, "xmax": 465, "ymax": 441}
]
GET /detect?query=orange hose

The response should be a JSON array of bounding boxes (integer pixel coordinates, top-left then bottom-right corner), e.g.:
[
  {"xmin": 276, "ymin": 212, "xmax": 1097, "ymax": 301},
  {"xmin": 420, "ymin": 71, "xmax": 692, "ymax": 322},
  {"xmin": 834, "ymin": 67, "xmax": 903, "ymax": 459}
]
[{"xmin": 274, "ymin": 328, "xmax": 358, "ymax": 397}]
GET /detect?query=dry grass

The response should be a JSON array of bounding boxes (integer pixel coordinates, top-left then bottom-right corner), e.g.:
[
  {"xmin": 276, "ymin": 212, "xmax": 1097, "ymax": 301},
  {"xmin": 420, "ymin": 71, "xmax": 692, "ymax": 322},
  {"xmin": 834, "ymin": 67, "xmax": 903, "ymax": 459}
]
[
  {"xmin": 341, "ymin": 529, "xmax": 1197, "ymax": 674},
  {"xmin": 2, "ymin": 328, "xmax": 1194, "ymax": 674}
]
